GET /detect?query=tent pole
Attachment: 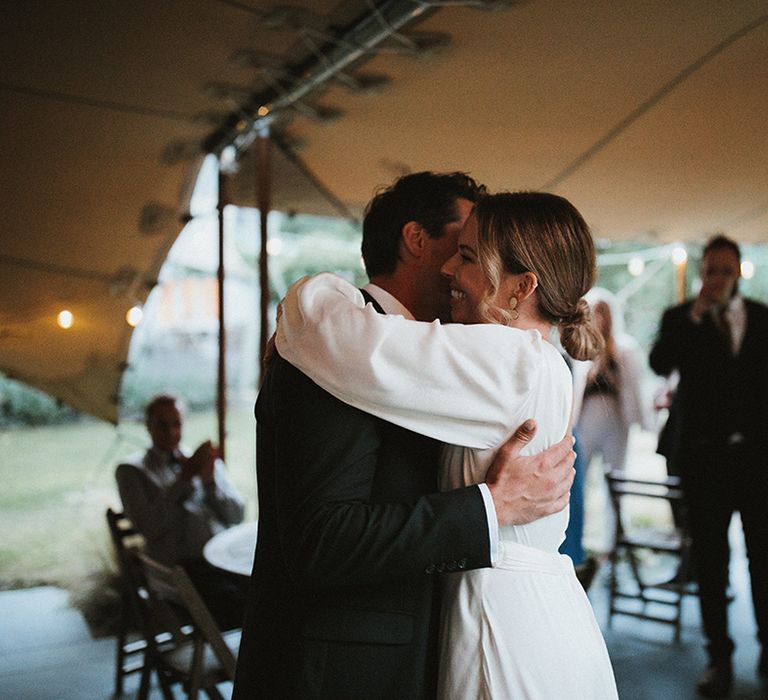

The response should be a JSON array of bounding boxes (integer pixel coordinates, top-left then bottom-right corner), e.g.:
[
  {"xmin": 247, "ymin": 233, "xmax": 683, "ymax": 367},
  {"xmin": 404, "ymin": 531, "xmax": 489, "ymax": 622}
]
[
  {"xmin": 216, "ymin": 160, "xmax": 227, "ymax": 460},
  {"xmin": 676, "ymin": 259, "xmax": 687, "ymax": 304},
  {"xmin": 257, "ymin": 131, "xmax": 272, "ymax": 387}
]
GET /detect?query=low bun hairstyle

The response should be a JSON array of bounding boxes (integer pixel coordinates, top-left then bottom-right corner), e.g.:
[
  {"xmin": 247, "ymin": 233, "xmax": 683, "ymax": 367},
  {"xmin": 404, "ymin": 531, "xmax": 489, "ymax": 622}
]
[
  {"xmin": 558, "ymin": 299, "xmax": 604, "ymax": 361},
  {"xmin": 473, "ymin": 192, "xmax": 604, "ymax": 362}
]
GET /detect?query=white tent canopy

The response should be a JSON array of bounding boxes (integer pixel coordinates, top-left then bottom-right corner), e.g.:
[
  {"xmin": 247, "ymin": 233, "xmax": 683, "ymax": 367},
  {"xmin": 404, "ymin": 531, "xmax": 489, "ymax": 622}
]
[{"xmin": 1, "ymin": 0, "xmax": 766, "ymax": 421}]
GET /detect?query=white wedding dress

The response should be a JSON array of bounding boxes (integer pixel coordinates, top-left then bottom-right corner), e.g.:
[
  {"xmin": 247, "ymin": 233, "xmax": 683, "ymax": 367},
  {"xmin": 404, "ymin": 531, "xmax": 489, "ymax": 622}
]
[
  {"xmin": 276, "ymin": 273, "xmax": 618, "ymax": 699},
  {"xmin": 438, "ymin": 448, "xmax": 616, "ymax": 698}
]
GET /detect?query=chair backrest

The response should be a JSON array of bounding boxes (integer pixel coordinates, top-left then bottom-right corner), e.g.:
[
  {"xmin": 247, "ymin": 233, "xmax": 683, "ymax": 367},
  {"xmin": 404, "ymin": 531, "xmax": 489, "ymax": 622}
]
[
  {"xmin": 604, "ymin": 470, "xmax": 688, "ymax": 550},
  {"xmin": 106, "ymin": 508, "xmax": 147, "ymax": 621},
  {"xmin": 605, "ymin": 471, "xmax": 683, "ymax": 499},
  {"xmin": 137, "ymin": 552, "xmax": 237, "ymax": 680},
  {"xmin": 605, "ymin": 471, "xmax": 684, "ymax": 524},
  {"xmin": 106, "ymin": 508, "xmax": 144, "ymax": 564}
]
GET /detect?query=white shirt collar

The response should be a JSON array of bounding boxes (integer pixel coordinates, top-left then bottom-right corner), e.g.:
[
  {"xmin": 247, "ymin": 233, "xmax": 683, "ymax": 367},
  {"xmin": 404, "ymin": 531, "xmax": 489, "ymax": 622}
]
[
  {"xmin": 362, "ymin": 282, "xmax": 415, "ymax": 320},
  {"xmin": 726, "ymin": 294, "xmax": 744, "ymax": 315},
  {"xmin": 148, "ymin": 445, "xmax": 172, "ymax": 463},
  {"xmin": 725, "ymin": 294, "xmax": 746, "ymax": 354},
  {"xmin": 147, "ymin": 445, "xmax": 185, "ymax": 468}
]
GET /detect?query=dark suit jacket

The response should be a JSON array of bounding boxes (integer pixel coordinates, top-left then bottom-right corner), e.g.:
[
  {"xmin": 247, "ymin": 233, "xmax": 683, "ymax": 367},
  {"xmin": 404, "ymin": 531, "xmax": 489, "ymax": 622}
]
[
  {"xmin": 649, "ymin": 298, "xmax": 768, "ymax": 469},
  {"xmin": 233, "ymin": 355, "xmax": 491, "ymax": 699}
]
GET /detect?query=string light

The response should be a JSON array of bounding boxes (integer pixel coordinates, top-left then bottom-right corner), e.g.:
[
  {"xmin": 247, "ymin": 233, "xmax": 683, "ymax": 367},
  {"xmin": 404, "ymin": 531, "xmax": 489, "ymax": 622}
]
[
  {"xmin": 126, "ymin": 306, "xmax": 143, "ymax": 327},
  {"xmin": 671, "ymin": 246, "xmax": 688, "ymax": 266},
  {"xmin": 57, "ymin": 310, "xmax": 73, "ymax": 329},
  {"xmin": 741, "ymin": 260, "xmax": 755, "ymax": 279},
  {"xmin": 220, "ymin": 145, "xmax": 237, "ymax": 171},
  {"xmin": 266, "ymin": 236, "xmax": 283, "ymax": 255},
  {"xmin": 628, "ymin": 257, "xmax": 645, "ymax": 276}
]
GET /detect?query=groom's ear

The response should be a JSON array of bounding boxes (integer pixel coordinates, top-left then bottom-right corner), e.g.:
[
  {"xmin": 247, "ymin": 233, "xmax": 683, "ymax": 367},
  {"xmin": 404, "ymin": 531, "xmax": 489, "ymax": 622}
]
[{"xmin": 401, "ymin": 221, "xmax": 426, "ymax": 259}]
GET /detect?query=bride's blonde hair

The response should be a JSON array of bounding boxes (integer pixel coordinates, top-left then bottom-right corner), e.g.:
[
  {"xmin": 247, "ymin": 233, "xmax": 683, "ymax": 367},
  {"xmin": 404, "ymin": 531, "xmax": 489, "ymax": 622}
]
[{"xmin": 474, "ymin": 192, "xmax": 604, "ymax": 361}]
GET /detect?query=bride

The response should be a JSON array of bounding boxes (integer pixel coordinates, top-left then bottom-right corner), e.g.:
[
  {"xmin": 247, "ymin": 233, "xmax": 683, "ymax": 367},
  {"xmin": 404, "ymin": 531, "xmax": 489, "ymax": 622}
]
[{"xmin": 276, "ymin": 191, "xmax": 618, "ymax": 699}]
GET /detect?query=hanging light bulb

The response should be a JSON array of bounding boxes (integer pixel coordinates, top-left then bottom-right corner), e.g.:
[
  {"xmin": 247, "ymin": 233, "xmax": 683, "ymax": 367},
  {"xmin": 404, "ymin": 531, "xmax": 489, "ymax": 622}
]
[
  {"xmin": 126, "ymin": 306, "xmax": 143, "ymax": 327},
  {"xmin": 57, "ymin": 310, "xmax": 74, "ymax": 329},
  {"xmin": 266, "ymin": 236, "xmax": 283, "ymax": 255},
  {"xmin": 628, "ymin": 257, "xmax": 645, "ymax": 276},
  {"xmin": 740, "ymin": 259, "xmax": 755, "ymax": 279},
  {"xmin": 671, "ymin": 246, "xmax": 688, "ymax": 266}
]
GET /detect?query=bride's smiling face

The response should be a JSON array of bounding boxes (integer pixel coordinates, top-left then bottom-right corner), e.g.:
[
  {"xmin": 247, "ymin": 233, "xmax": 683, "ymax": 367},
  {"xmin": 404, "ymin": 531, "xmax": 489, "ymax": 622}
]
[{"xmin": 441, "ymin": 213, "xmax": 512, "ymax": 324}]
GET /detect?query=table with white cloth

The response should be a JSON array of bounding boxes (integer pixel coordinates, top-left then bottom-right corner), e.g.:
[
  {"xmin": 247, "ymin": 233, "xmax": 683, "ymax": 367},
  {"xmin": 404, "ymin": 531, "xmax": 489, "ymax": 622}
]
[{"xmin": 203, "ymin": 521, "xmax": 258, "ymax": 577}]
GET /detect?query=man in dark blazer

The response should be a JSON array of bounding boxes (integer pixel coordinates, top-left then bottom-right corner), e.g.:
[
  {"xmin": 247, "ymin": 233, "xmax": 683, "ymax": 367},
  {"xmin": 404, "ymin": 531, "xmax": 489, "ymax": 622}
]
[
  {"xmin": 233, "ymin": 172, "xmax": 576, "ymax": 699},
  {"xmin": 650, "ymin": 235, "xmax": 768, "ymax": 698}
]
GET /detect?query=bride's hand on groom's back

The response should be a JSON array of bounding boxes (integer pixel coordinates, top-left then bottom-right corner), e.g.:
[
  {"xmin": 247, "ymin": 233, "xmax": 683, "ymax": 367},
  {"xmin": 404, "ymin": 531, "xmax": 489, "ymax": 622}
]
[{"xmin": 485, "ymin": 420, "xmax": 576, "ymax": 526}]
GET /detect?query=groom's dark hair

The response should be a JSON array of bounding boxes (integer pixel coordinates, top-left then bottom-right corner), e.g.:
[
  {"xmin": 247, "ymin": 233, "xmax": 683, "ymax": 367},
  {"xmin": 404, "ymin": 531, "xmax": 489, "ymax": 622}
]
[{"xmin": 361, "ymin": 171, "xmax": 485, "ymax": 278}]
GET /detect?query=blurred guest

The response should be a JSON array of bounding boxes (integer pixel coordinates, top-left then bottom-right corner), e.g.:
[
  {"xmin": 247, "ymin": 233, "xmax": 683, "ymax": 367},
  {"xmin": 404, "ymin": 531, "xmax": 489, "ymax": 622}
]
[
  {"xmin": 650, "ymin": 235, "xmax": 768, "ymax": 697},
  {"xmin": 653, "ymin": 375, "xmax": 678, "ymax": 477},
  {"xmin": 559, "ymin": 429, "xmax": 600, "ymax": 591},
  {"xmin": 559, "ymin": 429, "xmax": 586, "ymax": 565},
  {"xmin": 558, "ymin": 351, "xmax": 597, "ymax": 586},
  {"xmin": 116, "ymin": 394, "xmax": 246, "ymax": 630},
  {"xmin": 654, "ymin": 373, "xmax": 687, "ymax": 530},
  {"xmin": 573, "ymin": 290, "xmax": 653, "ymax": 552}
]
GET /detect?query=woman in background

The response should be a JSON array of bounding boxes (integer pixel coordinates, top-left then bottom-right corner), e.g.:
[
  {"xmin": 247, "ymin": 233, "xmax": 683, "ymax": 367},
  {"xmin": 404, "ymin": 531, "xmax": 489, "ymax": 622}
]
[{"xmin": 573, "ymin": 291, "xmax": 653, "ymax": 553}]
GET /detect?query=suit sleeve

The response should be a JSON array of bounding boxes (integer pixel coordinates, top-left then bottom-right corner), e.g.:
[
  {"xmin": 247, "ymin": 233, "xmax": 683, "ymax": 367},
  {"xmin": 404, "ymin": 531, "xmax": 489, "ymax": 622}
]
[
  {"xmin": 261, "ymin": 356, "xmax": 491, "ymax": 589},
  {"xmin": 275, "ymin": 272, "xmax": 546, "ymax": 450},
  {"xmin": 649, "ymin": 306, "xmax": 690, "ymax": 377}
]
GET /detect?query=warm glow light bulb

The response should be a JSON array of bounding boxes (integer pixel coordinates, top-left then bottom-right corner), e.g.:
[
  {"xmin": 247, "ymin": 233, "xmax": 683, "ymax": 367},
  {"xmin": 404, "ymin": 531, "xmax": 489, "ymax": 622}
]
[
  {"xmin": 628, "ymin": 257, "xmax": 645, "ymax": 277},
  {"xmin": 126, "ymin": 306, "xmax": 143, "ymax": 327},
  {"xmin": 220, "ymin": 145, "xmax": 237, "ymax": 171},
  {"xmin": 57, "ymin": 310, "xmax": 73, "ymax": 329},
  {"xmin": 741, "ymin": 260, "xmax": 755, "ymax": 279},
  {"xmin": 266, "ymin": 237, "xmax": 283, "ymax": 256},
  {"xmin": 671, "ymin": 246, "xmax": 688, "ymax": 266}
]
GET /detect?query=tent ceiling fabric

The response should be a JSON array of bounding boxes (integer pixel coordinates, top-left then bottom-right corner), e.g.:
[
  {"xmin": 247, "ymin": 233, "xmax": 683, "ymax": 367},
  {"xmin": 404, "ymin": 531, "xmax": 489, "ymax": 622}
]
[
  {"xmin": 1, "ymin": 1, "xmax": 766, "ymax": 422},
  {"xmin": 0, "ymin": 0, "xmax": 353, "ymax": 422},
  {"xmin": 270, "ymin": 0, "xmax": 768, "ymax": 241}
]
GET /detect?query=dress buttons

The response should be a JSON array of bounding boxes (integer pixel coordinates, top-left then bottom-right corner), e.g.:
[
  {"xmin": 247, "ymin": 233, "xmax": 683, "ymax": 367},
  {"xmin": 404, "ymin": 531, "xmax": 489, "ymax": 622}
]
[
  {"xmin": 425, "ymin": 564, "xmax": 436, "ymax": 574},
  {"xmin": 447, "ymin": 560, "xmax": 458, "ymax": 572},
  {"xmin": 457, "ymin": 558, "xmax": 467, "ymax": 569}
]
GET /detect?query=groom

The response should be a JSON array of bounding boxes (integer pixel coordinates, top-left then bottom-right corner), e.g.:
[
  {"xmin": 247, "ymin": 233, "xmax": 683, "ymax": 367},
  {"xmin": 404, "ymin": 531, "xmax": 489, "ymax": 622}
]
[{"xmin": 233, "ymin": 172, "xmax": 576, "ymax": 699}]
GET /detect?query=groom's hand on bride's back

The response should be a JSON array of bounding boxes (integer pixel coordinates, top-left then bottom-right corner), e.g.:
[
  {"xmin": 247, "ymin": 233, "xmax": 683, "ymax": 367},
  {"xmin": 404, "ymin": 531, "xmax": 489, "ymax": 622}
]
[{"xmin": 485, "ymin": 420, "xmax": 575, "ymax": 526}]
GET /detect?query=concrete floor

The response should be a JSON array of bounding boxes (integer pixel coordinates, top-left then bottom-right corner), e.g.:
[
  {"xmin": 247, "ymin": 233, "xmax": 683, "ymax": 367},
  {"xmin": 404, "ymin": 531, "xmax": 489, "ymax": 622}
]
[
  {"xmin": 596, "ymin": 551, "xmax": 768, "ymax": 700},
  {"xmin": 0, "ymin": 586, "xmax": 233, "ymax": 700},
  {"xmin": 1, "ymin": 554, "xmax": 766, "ymax": 699}
]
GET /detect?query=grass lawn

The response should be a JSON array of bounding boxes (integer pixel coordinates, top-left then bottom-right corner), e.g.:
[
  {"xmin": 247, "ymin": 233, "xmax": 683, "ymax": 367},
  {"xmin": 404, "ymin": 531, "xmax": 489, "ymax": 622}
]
[
  {"xmin": 1, "ymin": 405, "xmax": 672, "ymax": 597},
  {"xmin": 0, "ymin": 404, "xmax": 258, "ymax": 592}
]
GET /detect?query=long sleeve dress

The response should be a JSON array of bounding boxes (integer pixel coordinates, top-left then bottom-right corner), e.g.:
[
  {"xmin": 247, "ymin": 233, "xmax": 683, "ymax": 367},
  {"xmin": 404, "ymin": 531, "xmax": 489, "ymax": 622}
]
[{"xmin": 275, "ymin": 273, "xmax": 617, "ymax": 699}]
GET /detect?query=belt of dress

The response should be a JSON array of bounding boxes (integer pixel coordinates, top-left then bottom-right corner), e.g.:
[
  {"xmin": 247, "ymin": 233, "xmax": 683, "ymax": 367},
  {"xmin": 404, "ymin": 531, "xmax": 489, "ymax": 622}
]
[{"xmin": 496, "ymin": 540, "xmax": 574, "ymax": 575}]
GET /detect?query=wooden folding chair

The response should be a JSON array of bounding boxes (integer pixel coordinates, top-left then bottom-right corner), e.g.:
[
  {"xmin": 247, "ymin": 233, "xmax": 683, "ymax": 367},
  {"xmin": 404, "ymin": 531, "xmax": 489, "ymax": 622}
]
[
  {"xmin": 605, "ymin": 471, "xmax": 694, "ymax": 642},
  {"xmin": 136, "ymin": 552, "xmax": 240, "ymax": 700},
  {"xmin": 106, "ymin": 508, "xmax": 150, "ymax": 697}
]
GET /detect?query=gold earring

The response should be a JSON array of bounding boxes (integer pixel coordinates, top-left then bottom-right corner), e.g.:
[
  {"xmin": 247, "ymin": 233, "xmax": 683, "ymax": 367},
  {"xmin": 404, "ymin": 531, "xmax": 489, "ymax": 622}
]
[{"xmin": 509, "ymin": 295, "xmax": 519, "ymax": 320}]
